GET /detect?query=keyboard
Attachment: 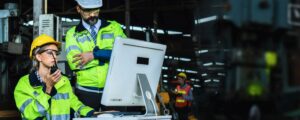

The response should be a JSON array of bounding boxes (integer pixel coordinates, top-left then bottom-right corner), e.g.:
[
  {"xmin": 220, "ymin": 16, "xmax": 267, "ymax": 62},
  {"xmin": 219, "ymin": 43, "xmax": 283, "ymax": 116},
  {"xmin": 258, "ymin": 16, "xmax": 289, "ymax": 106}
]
[{"xmin": 103, "ymin": 111, "xmax": 142, "ymax": 116}]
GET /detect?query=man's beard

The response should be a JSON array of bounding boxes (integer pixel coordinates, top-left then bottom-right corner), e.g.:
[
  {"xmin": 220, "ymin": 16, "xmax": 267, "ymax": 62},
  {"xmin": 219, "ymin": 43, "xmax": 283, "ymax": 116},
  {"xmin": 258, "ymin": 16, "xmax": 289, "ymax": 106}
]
[{"xmin": 84, "ymin": 16, "xmax": 98, "ymax": 25}]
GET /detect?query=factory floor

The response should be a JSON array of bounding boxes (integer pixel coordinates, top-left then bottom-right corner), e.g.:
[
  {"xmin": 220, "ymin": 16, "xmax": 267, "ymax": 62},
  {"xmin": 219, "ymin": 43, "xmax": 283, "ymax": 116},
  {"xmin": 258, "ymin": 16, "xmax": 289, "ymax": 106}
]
[
  {"xmin": 0, "ymin": 110, "xmax": 20, "ymax": 120},
  {"xmin": 0, "ymin": 97, "xmax": 20, "ymax": 120}
]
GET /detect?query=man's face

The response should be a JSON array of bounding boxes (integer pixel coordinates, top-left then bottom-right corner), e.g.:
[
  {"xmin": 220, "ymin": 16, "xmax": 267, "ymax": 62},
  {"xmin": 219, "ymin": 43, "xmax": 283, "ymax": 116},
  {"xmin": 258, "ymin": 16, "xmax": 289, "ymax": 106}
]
[
  {"xmin": 177, "ymin": 76, "xmax": 185, "ymax": 85},
  {"xmin": 76, "ymin": 6, "xmax": 100, "ymax": 25}
]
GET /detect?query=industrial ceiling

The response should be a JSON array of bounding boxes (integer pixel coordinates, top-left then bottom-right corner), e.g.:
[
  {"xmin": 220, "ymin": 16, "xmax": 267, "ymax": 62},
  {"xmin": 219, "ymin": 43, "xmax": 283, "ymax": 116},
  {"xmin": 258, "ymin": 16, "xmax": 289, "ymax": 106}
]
[{"xmin": 0, "ymin": 0, "xmax": 200, "ymax": 58}]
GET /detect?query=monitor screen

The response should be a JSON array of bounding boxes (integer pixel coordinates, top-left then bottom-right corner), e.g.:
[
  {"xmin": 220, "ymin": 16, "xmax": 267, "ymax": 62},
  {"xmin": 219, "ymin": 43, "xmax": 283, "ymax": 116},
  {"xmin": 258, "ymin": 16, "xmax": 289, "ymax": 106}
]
[{"xmin": 101, "ymin": 37, "xmax": 166, "ymax": 107}]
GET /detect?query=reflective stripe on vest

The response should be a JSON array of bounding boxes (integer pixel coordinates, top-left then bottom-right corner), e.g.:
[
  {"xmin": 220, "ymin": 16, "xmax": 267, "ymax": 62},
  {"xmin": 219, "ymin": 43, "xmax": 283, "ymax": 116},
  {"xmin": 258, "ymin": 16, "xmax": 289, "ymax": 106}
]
[
  {"xmin": 78, "ymin": 105, "xmax": 86, "ymax": 114},
  {"xmin": 32, "ymin": 91, "xmax": 47, "ymax": 116},
  {"xmin": 176, "ymin": 99, "xmax": 185, "ymax": 103},
  {"xmin": 101, "ymin": 33, "xmax": 114, "ymax": 39},
  {"xmin": 77, "ymin": 35, "xmax": 91, "ymax": 43},
  {"xmin": 20, "ymin": 99, "xmax": 32, "ymax": 114},
  {"xmin": 51, "ymin": 114, "xmax": 70, "ymax": 120},
  {"xmin": 76, "ymin": 84, "xmax": 103, "ymax": 93},
  {"xmin": 178, "ymin": 90, "xmax": 186, "ymax": 94},
  {"xmin": 175, "ymin": 85, "xmax": 191, "ymax": 108},
  {"xmin": 66, "ymin": 45, "xmax": 82, "ymax": 55},
  {"xmin": 46, "ymin": 113, "xmax": 70, "ymax": 120},
  {"xmin": 36, "ymin": 101, "xmax": 47, "ymax": 116},
  {"xmin": 52, "ymin": 93, "xmax": 69, "ymax": 100}
]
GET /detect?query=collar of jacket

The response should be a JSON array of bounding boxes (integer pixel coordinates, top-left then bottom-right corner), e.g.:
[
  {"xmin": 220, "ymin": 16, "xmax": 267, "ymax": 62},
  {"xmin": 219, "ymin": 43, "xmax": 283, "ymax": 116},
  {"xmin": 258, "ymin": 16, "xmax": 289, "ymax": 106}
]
[
  {"xmin": 75, "ymin": 18, "xmax": 110, "ymax": 33},
  {"xmin": 29, "ymin": 70, "xmax": 43, "ymax": 87}
]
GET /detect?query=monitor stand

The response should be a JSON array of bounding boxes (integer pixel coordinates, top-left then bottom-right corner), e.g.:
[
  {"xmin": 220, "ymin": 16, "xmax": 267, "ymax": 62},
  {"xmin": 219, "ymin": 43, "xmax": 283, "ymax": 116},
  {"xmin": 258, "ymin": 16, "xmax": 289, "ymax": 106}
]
[{"xmin": 136, "ymin": 73, "xmax": 159, "ymax": 116}]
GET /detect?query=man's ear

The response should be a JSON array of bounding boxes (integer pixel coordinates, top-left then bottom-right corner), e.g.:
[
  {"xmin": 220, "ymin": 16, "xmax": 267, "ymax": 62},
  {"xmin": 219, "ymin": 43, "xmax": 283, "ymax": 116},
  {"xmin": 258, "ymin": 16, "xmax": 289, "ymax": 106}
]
[{"xmin": 76, "ymin": 5, "xmax": 81, "ymax": 13}]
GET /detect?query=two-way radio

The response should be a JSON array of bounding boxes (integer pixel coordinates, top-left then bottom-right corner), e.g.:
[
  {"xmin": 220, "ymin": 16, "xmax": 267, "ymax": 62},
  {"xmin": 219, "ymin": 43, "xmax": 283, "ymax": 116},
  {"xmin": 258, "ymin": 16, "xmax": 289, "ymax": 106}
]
[{"xmin": 50, "ymin": 52, "xmax": 58, "ymax": 74}]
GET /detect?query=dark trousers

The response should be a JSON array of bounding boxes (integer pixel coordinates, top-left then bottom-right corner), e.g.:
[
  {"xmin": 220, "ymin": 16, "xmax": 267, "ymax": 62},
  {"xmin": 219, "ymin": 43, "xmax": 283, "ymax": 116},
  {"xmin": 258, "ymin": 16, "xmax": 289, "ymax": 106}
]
[
  {"xmin": 74, "ymin": 88, "xmax": 102, "ymax": 111},
  {"xmin": 175, "ymin": 106, "xmax": 189, "ymax": 120}
]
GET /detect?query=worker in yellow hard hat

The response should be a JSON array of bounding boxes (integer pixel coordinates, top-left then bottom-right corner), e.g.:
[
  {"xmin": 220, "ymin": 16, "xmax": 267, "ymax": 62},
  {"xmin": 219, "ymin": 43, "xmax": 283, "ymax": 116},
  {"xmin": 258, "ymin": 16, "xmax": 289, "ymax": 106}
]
[
  {"xmin": 172, "ymin": 72, "xmax": 194, "ymax": 120},
  {"xmin": 14, "ymin": 34, "xmax": 94, "ymax": 119}
]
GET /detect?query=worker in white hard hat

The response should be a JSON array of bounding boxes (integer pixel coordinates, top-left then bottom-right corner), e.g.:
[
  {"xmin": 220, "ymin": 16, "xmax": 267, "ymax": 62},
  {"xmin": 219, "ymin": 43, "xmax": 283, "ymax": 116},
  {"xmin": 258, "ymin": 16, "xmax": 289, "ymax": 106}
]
[
  {"xmin": 75, "ymin": 0, "xmax": 103, "ymax": 25},
  {"xmin": 65, "ymin": 0, "xmax": 126, "ymax": 111}
]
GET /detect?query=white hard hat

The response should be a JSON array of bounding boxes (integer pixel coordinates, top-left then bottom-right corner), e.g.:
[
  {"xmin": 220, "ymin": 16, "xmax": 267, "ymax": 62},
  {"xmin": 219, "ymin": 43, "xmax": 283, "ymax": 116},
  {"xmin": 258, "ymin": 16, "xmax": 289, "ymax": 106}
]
[{"xmin": 76, "ymin": 0, "xmax": 102, "ymax": 9}]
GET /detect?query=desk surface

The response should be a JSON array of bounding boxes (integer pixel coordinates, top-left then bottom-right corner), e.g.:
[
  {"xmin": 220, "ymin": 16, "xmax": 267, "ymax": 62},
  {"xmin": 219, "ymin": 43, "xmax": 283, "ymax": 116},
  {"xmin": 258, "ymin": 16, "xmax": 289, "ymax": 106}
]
[{"xmin": 74, "ymin": 115, "xmax": 172, "ymax": 120}]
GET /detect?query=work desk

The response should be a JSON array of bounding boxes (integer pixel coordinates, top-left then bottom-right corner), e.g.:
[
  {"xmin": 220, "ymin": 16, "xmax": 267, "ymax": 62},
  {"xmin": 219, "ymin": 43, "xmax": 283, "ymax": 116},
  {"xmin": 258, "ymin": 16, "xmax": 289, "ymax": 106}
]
[{"xmin": 74, "ymin": 115, "xmax": 172, "ymax": 120}]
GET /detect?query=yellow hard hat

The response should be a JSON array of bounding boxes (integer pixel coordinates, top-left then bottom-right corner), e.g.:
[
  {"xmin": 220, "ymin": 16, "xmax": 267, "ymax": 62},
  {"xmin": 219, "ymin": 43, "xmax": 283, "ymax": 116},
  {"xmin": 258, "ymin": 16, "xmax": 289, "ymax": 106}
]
[
  {"xmin": 177, "ymin": 72, "xmax": 187, "ymax": 79},
  {"xmin": 29, "ymin": 34, "xmax": 61, "ymax": 59}
]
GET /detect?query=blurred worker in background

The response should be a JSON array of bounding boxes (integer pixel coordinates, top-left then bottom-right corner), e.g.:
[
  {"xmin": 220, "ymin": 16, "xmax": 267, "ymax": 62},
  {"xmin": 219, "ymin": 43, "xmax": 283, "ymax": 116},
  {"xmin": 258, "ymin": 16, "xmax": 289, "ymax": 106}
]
[
  {"xmin": 14, "ymin": 34, "xmax": 94, "ymax": 119},
  {"xmin": 172, "ymin": 72, "xmax": 194, "ymax": 120},
  {"xmin": 65, "ymin": 0, "xmax": 126, "ymax": 111}
]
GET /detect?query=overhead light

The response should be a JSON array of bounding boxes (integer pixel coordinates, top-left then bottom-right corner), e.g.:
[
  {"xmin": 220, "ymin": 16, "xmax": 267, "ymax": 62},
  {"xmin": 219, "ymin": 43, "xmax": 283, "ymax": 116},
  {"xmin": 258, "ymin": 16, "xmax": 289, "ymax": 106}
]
[
  {"xmin": 194, "ymin": 84, "xmax": 201, "ymax": 88},
  {"xmin": 163, "ymin": 80, "xmax": 168, "ymax": 83},
  {"xmin": 213, "ymin": 79, "xmax": 220, "ymax": 82},
  {"xmin": 198, "ymin": 50, "xmax": 208, "ymax": 54},
  {"xmin": 162, "ymin": 67, "xmax": 168, "ymax": 70},
  {"xmin": 186, "ymin": 70, "xmax": 198, "ymax": 74},
  {"xmin": 163, "ymin": 74, "xmax": 168, "ymax": 77},
  {"xmin": 151, "ymin": 29, "xmax": 165, "ymax": 34},
  {"xmin": 179, "ymin": 58, "xmax": 191, "ymax": 62},
  {"xmin": 201, "ymin": 73, "xmax": 208, "ymax": 77},
  {"xmin": 196, "ymin": 15, "xmax": 217, "ymax": 24},
  {"xmin": 121, "ymin": 25, "xmax": 126, "ymax": 29},
  {"xmin": 131, "ymin": 26, "xmax": 144, "ymax": 31},
  {"xmin": 223, "ymin": 15, "xmax": 229, "ymax": 19},
  {"xmin": 112, "ymin": 24, "xmax": 187, "ymax": 35},
  {"xmin": 204, "ymin": 79, "xmax": 211, "ymax": 83},
  {"xmin": 61, "ymin": 17, "xmax": 80, "ymax": 22},
  {"xmin": 183, "ymin": 34, "xmax": 191, "ymax": 37},
  {"xmin": 203, "ymin": 62, "xmax": 213, "ymax": 66},
  {"xmin": 217, "ymin": 73, "xmax": 225, "ymax": 76},
  {"xmin": 216, "ymin": 62, "xmax": 224, "ymax": 66},
  {"xmin": 167, "ymin": 30, "xmax": 182, "ymax": 35},
  {"xmin": 23, "ymin": 20, "xmax": 33, "ymax": 26},
  {"xmin": 194, "ymin": 19, "xmax": 198, "ymax": 24}
]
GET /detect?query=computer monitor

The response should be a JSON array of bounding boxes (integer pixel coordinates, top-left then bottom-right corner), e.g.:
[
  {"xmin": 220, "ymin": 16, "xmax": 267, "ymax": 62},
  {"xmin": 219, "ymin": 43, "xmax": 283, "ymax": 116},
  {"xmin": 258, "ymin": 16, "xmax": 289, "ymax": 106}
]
[{"xmin": 101, "ymin": 37, "xmax": 166, "ymax": 115}]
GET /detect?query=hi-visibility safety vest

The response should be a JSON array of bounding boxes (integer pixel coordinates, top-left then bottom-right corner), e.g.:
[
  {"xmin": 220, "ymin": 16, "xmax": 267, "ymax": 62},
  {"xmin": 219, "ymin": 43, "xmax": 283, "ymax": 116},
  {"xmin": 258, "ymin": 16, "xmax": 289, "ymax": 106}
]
[
  {"xmin": 175, "ymin": 85, "xmax": 192, "ymax": 108},
  {"xmin": 14, "ymin": 73, "xmax": 93, "ymax": 120},
  {"xmin": 65, "ymin": 20, "xmax": 126, "ymax": 89}
]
